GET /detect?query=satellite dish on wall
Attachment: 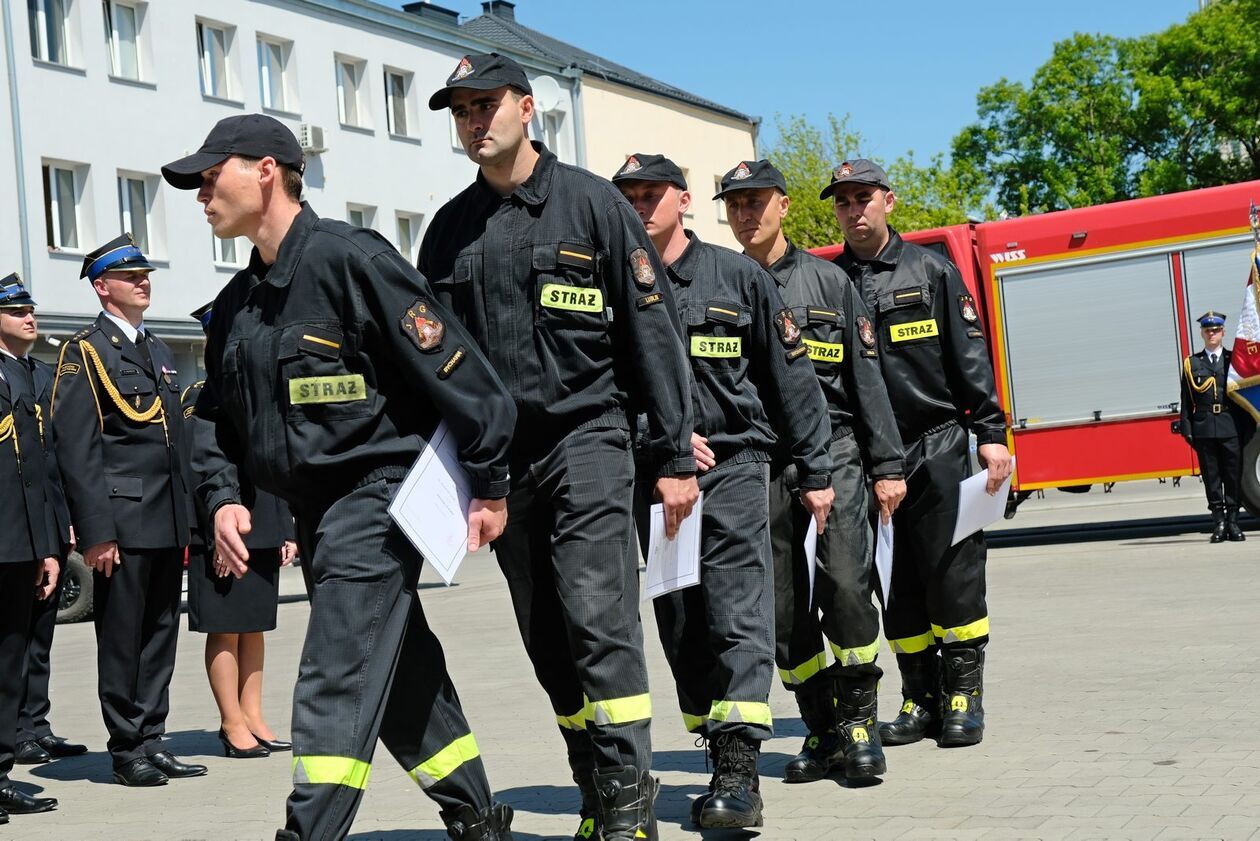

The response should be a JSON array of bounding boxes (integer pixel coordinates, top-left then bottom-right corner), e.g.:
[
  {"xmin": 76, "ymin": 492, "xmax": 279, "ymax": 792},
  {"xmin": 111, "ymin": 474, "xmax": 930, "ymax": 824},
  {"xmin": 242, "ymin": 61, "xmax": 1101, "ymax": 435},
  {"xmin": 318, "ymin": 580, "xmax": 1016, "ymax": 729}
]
[{"xmin": 531, "ymin": 75, "xmax": 563, "ymax": 112}]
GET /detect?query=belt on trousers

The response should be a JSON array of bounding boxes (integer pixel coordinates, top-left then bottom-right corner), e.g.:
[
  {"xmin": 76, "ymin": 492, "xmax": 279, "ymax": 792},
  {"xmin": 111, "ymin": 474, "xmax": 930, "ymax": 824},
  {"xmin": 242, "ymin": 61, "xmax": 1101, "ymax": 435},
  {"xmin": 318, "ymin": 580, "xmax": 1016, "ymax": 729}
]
[{"xmin": 830, "ymin": 423, "xmax": 855, "ymax": 443}]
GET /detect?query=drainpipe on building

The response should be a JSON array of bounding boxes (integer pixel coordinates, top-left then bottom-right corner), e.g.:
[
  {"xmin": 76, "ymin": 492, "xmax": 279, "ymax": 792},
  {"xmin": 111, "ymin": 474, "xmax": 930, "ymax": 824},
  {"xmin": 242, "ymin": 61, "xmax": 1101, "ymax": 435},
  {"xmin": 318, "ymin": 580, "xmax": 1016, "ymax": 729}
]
[
  {"xmin": 1, "ymin": 0, "xmax": 31, "ymax": 284},
  {"xmin": 561, "ymin": 65, "xmax": 587, "ymax": 170}
]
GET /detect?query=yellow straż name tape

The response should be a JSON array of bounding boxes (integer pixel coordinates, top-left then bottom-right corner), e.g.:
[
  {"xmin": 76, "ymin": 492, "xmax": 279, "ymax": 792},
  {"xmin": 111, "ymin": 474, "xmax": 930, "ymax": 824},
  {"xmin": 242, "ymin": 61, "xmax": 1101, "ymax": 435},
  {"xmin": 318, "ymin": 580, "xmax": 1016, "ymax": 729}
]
[
  {"xmin": 690, "ymin": 336, "xmax": 742, "ymax": 358},
  {"xmin": 540, "ymin": 283, "xmax": 603, "ymax": 313},
  {"xmin": 289, "ymin": 374, "xmax": 367, "ymax": 405},
  {"xmin": 889, "ymin": 319, "xmax": 938, "ymax": 342},
  {"xmin": 804, "ymin": 339, "xmax": 844, "ymax": 362}
]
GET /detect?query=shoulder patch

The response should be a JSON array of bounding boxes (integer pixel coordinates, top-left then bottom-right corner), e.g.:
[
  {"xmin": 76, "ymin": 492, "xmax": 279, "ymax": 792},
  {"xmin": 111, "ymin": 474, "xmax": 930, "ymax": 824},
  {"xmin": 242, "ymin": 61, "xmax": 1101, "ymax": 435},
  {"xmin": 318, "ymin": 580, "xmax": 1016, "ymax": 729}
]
[
  {"xmin": 183, "ymin": 406, "xmax": 196, "ymax": 419},
  {"xmin": 774, "ymin": 308, "xmax": 802, "ymax": 347},
  {"xmin": 401, "ymin": 298, "xmax": 445, "ymax": 353},
  {"xmin": 967, "ymin": 328, "xmax": 983, "ymax": 339},
  {"xmin": 71, "ymin": 326, "xmax": 93, "ymax": 341},
  {"xmin": 958, "ymin": 293, "xmax": 979, "ymax": 324},
  {"xmin": 786, "ymin": 344, "xmax": 809, "ymax": 361},
  {"xmin": 637, "ymin": 292, "xmax": 663, "ymax": 309},
  {"xmin": 860, "ymin": 349, "xmax": 878, "ymax": 358},
  {"xmin": 436, "ymin": 346, "xmax": 467, "ymax": 380},
  {"xmin": 857, "ymin": 316, "xmax": 876, "ymax": 348},
  {"xmin": 57, "ymin": 362, "xmax": 81, "ymax": 377},
  {"xmin": 629, "ymin": 248, "xmax": 656, "ymax": 290}
]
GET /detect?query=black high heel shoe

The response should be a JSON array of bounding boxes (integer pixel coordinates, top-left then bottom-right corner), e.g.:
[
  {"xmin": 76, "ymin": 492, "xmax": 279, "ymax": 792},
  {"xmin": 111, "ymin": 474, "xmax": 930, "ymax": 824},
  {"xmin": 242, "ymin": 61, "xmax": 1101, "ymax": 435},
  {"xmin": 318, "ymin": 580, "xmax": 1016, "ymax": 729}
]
[
  {"xmin": 218, "ymin": 729, "xmax": 270, "ymax": 759},
  {"xmin": 251, "ymin": 733, "xmax": 292, "ymax": 752}
]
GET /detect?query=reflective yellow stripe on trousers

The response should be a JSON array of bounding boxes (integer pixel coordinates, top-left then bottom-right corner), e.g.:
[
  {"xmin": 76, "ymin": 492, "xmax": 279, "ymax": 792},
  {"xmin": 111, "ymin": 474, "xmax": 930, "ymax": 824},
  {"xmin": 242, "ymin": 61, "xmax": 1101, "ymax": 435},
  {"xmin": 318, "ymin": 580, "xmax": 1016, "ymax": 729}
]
[
  {"xmin": 829, "ymin": 638, "xmax": 880, "ymax": 667},
  {"xmin": 408, "ymin": 733, "xmax": 480, "ymax": 789},
  {"xmin": 682, "ymin": 712, "xmax": 707, "ymax": 733},
  {"xmin": 583, "ymin": 693, "xmax": 652, "ymax": 727},
  {"xmin": 888, "ymin": 630, "xmax": 936, "ymax": 654},
  {"xmin": 932, "ymin": 617, "xmax": 990, "ymax": 644},
  {"xmin": 778, "ymin": 651, "xmax": 828, "ymax": 687},
  {"xmin": 709, "ymin": 700, "xmax": 773, "ymax": 726},
  {"xmin": 292, "ymin": 755, "xmax": 371, "ymax": 790}
]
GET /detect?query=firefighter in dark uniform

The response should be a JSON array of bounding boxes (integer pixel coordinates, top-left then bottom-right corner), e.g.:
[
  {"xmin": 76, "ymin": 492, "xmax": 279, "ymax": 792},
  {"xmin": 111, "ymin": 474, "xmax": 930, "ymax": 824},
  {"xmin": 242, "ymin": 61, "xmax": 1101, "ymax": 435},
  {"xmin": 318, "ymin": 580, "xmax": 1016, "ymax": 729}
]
[
  {"xmin": 828, "ymin": 160, "xmax": 1012, "ymax": 749},
  {"xmin": 717, "ymin": 160, "xmax": 907, "ymax": 783},
  {"xmin": 613, "ymin": 155, "xmax": 832, "ymax": 829},
  {"xmin": 1180, "ymin": 311, "xmax": 1248, "ymax": 542},
  {"xmin": 422, "ymin": 56, "xmax": 698, "ymax": 841},
  {"xmin": 162, "ymin": 114, "xmax": 518, "ymax": 841},
  {"xmin": 0, "ymin": 276, "xmax": 64, "ymax": 822},
  {"xmin": 50, "ymin": 237, "xmax": 205, "ymax": 786}
]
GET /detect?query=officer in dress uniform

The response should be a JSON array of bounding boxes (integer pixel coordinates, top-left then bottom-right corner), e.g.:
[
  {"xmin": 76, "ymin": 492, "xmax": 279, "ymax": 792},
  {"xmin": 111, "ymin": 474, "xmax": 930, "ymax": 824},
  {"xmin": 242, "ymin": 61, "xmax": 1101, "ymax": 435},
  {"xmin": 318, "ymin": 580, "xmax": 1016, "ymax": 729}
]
[
  {"xmin": 613, "ymin": 155, "xmax": 832, "ymax": 830},
  {"xmin": 422, "ymin": 56, "xmax": 699, "ymax": 841},
  {"xmin": 717, "ymin": 160, "xmax": 907, "ymax": 784},
  {"xmin": 0, "ymin": 276, "xmax": 64, "ymax": 822},
  {"xmin": 50, "ymin": 236, "xmax": 204, "ymax": 787},
  {"xmin": 1180, "ymin": 311, "xmax": 1248, "ymax": 542},
  {"xmin": 828, "ymin": 160, "xmax": 1012, "ymax": 749}
]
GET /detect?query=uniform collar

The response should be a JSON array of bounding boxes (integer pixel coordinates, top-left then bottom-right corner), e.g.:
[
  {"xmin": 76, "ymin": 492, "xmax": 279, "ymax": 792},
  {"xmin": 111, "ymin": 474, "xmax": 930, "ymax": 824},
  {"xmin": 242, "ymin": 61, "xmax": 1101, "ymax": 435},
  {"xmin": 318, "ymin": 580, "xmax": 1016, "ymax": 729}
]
[
  {"xmin": 100, "ymin": 310, "xmax": 144, "ymax": 344},
  {"xmin": 250, "ymin": 202, "xmax": 319, "ymax": 288},
  {"xmin": 765, "ymin": 239, "xmax": 801, "ymax": 287},
  {"xmin": 476, "ymin": 141, "xmax": 556, "ymax": 207},
  {"xmin": 837, "ymin": 227, "xmax": 904, "ymax": 270},
  {"xmin": 667, "ymin": 230, "xmax": 703, "ymax": 284}
]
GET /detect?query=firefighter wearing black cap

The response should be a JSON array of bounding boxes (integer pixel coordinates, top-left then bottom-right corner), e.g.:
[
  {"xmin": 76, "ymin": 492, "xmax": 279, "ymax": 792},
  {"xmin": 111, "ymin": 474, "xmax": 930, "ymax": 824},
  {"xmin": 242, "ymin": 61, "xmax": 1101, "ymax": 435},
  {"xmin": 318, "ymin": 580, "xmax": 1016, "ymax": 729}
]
[
  {"xmin": 717, "ymin": 159, "xmax": 906, "ymax": 783},
  {"xmin": 1180, "ymin": 311, "xmax": 1248, "ymax": 542},
  {"xmin": 613, "ymin": 154, "xmax": 832, "ymax": 828},
  {"xmin": 50, "ymin": 236, "xmax": 203, "ymax": 786},
  {"xmin": 162, "ymin": 114, "xmax": 518, "ymax": 841},
  {"xmin": 422, "ymin": 56, "xmax": 699, "ymax": 841},
  {"xmin": 825, "ymin": 159, "xmax": 1011, "ymax": 749},
  {"xmin": 0, "ymin": 276, "xmax": 66, "ymax": 822}
]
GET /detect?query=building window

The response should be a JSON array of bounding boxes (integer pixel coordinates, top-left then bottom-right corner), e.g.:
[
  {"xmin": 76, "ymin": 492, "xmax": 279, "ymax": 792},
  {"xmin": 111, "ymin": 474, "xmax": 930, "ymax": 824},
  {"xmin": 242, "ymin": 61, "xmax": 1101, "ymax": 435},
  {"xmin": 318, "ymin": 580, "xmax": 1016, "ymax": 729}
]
[
  {"xmin": 212, "ymin": 232, "xmax": 249, "ymax": 267},
  {"xmin": 448, "ymin": 112, "xmax": 463, "ymax": 152},
  {"xmin": 396, "ymin": 212, "xmax": 423, "ymax": 264},
  {"xmin": 42, "ymin": 162, "xmax": 83, "ymax": 250},
  {"xmin": 715, "ymin": 177, "xmax": 727, "ymax": 223},
  {"xmin": 102, "ymin": 0, "xmax": 140, "ymax": 79},
  {"xmin": 257, "ymin": 35, "xmax": 295, "ymax": 113},
  {"xmin": 347, "ymin": 203, "xmax": 376, "ymax": 230},
  {"xmin": 196, "ymin": 19, "xmax": 233, "ymax": 99},
  {"xmin": 28, "ymin": 0, "xmax": 71, "ymax": 65},
  {"xmin": 384, "ymin": 68, "xmax": 414, "ymax": 137},
  {"xmin": 680, "ymin": 167, "xmax": 693, "ymax": 218},
  {"xmin": 117, "ymin": 174, "xmax": 150, "ymax": 252},
  {"xmin": 335, "ymin": 56, "xmax": 368, "ymax": 128}
]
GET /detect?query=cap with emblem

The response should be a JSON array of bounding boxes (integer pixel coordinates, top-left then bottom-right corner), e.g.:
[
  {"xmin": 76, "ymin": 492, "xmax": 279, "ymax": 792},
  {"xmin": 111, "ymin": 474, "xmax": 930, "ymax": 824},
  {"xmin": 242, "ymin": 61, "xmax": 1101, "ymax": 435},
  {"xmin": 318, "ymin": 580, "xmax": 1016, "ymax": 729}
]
[
  {"xmin": 610, "ymin": 154, "xmax": 688, "ymax": 190},
  {"xmin": 1198, "ymin": 311, "xmax": 1227, "ymax": 328},
  {"xmin": 190, "ymin": 301, "xmax": 214, "ymax": 332},
  {"xmin": 428, "ymin": 52, "xmax": 532, "ymax": 111},
  {"xmin": 161, "ymin": 114, "xmax": 305, "ymax": 190},
  {"xmin": 713, "ymin": 159, "xmax": 787, "ymax": 199},
  {"xmin": 80, "ymin": 234, "xmax": 156, "ymax": 282},
  {"xmin": 819, "ymin": 158, "xmax": 892, "ymax": 199},
  {"xmin": 0, "ymin": 273, "xmax": 36, "ymax": 308}
]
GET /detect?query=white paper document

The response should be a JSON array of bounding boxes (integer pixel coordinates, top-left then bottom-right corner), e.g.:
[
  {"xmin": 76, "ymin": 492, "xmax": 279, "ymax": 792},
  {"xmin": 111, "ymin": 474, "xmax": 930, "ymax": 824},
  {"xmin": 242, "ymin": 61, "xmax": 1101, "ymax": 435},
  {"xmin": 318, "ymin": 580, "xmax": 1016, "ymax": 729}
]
[
  {"xmin": 950, "ymin": 457, "xmax": 1016, "ymax": 546},
  {"xmin": 875, "ymin": 517, "xmax": 894, "ymax": 605},
  {"xmin": 802, "ymin": 518, "xmax": 818, "ymax": 607},
  {"xmin": 642, "ymin": 492, "xmax": 704, "ymax": 602},
  {"xmin": 388, "ymin": 421, "xmax": 473, "ymax": 586}
]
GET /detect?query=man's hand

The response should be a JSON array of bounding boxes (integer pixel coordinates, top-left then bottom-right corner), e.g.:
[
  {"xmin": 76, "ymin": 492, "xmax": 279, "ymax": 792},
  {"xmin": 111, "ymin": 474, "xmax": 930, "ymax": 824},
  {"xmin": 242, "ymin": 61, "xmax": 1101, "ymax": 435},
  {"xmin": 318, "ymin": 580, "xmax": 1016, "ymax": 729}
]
[
  {"xmin": 213, "ymin": 504, "xmax": 252, "ymax": 579},
  {"xmin": 84, "ymin": 541, "xmax": 120, "ymax": 578},
  {"xmin": 35, "ymin": 557, "xmax": 59, "ymax": 599},
  {"xmin": 976, "ymin": 443, "xmax": 1014, "ymax": 495},
  {"xmin": 655, "ymin": 475, "xmax": 700, "ymax": 539},
  {"xmin": 800, "ymin": 487, "xmax": 835, "ymax": 534},
  {"xmin": 467, "ymin": 498, "xmax": 508, "ymax": 552},
  {"xmin": 280, "ymin": 540, "xmax": 298, "ymax": 567},
  {"xmin": 69, "ymin": 526, "xmax": 76, "ymax": 551},
  {"xmin": 874, "ymin": 478, "xmax": 907, "ymax": 524},
  {"xmin": 691, "ymin": 433, "xmax": 716, "ymax": 472}
]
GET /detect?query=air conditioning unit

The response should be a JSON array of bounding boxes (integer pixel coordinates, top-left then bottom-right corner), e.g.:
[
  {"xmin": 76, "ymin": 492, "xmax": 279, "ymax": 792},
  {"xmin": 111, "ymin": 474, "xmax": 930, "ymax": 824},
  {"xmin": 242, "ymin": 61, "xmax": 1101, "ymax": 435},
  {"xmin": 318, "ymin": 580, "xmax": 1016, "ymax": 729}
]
[{"xmin": 298, "ymin": 123, "xmax": 326, "ymax": 155}]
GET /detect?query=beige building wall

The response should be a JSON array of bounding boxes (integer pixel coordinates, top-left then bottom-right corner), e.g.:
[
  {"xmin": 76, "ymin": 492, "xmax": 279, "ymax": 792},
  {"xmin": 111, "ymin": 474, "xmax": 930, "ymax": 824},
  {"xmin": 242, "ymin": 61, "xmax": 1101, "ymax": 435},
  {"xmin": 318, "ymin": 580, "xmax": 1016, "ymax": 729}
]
[{"xmin": 579, "ymin": 77, "xmax": 757, "ymax": 249}]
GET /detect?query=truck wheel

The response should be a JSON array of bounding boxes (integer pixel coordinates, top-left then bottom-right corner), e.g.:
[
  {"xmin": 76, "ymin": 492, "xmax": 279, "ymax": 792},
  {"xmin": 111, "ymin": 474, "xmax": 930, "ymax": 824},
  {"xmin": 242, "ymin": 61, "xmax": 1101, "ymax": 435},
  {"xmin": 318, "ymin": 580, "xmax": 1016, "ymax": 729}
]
[
  {"xmin": 1242, "ymin": 432, "xmax": 1260, "ymax": 521},
  {"xmin": 56, "ymin": 552, "xmax": 94, "ymax": 624}
]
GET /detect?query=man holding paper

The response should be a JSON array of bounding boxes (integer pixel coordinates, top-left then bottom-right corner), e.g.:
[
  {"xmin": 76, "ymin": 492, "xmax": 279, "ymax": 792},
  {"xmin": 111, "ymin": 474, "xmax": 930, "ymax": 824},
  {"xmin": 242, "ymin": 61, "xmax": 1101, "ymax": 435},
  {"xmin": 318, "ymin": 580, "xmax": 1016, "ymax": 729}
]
[
  {"xmin": 719, "ymin": 159, "xmax": 907, "ymax": 785},
  {"xmin": 828, "ymin": 159, "xmax": 1011, "ymax": 749},
  {"xmin": 162, "ymin": 114, "xmax": 518, "ymax": 841},
  {"xmin": 614, "ymin": 155, "xmax": 831, "ymax": 829}
]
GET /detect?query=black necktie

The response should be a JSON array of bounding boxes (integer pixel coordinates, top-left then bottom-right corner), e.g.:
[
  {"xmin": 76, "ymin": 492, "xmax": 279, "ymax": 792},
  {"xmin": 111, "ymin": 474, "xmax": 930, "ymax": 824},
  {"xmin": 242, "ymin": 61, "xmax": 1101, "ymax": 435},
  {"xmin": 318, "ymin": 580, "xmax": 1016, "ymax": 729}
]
[
  {"xmin": 5, "ymin": 355, "xmax": 34, "ymax": 399},
  {"xmin": 136, "ymin": 331, "xmax": 154, "ymax": 371}
]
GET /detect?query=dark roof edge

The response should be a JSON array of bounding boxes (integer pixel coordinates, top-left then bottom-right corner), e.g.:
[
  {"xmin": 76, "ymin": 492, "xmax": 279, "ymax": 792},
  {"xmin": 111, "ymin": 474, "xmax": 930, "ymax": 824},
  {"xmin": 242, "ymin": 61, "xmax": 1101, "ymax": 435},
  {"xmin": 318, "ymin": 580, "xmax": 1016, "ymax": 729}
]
[{"xmin": 573, "ymin": 66, "xmax": 756, "ymax": 125}]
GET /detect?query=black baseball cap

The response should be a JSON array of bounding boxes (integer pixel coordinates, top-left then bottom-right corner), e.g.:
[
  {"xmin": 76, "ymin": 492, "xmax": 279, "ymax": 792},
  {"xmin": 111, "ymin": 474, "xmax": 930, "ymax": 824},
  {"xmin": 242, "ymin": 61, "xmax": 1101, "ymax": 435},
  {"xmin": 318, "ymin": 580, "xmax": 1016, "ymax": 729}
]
[
  {"xmin": 610, "ymin": 154, "xmax": 688, "ymax": 190},
  {"xmin": 161, "ymin": 114, "xmax": 305, "ymax": 190},
  {"xmin": 713, "ymin": 159, "xmax": 787, "ymax": 199},
  {"xmin": 428, "ymin": 52, "xmax": 532, "ymax": 111},
  {"xmin": 819, "ymin": 158, "xmax": 891, "ymax": 200}
]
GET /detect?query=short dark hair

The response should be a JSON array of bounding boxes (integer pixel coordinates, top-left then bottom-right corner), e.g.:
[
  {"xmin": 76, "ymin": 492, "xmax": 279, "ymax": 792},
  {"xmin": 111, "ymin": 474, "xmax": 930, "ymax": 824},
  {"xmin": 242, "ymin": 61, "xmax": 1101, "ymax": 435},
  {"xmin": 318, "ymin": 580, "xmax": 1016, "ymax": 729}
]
[{"xmin": 235, "ymin": 155, "xmax": 304, "ymax": 201}]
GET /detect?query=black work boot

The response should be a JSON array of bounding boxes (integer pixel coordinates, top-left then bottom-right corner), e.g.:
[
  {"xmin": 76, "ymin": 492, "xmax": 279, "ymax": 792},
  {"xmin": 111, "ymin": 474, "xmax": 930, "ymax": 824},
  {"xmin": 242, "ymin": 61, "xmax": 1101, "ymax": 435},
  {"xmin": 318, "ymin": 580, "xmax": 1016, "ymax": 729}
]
[
  {"xmin": 688, "ymin": 736, "xmax": 718, "ymax": 826},
  {"xmin": 1227, "ymin": 509, "xmax": 1246, "ymax": 542},
  {"xmin": 443, "ymin": 803, "xmax": 515, "ymax": 840},
  {"xmin": 836, "ymin": 676, "xmax": 887, "ymax": 780},
  {"xmin": 783, "ymin": 679, "xmax": 844, "ymax": 783},
  {"xmin": 879, "ymin": 651, "xmax": 940, "ymax": 746},
  {"xmin": 698, "ymin": 735, "xmax": 763, "ymax": 829},
  {"xmin": 275, "ymin": 832, "xmax": 300, "ymax": 841},
  {"xmin": 573, "ymin": 771, "xmax": 602, "ymax": 841},
  {"xmin": 594, "ymin": 766, "xmax": 658, "ymax": 841},
  {"xmin": 939, "ymin": 646, "xmax": 985, "ymax": 747},
  {"xmin": 1211, "ymin": 507, "xmax": 1228, "ymax": 543}
]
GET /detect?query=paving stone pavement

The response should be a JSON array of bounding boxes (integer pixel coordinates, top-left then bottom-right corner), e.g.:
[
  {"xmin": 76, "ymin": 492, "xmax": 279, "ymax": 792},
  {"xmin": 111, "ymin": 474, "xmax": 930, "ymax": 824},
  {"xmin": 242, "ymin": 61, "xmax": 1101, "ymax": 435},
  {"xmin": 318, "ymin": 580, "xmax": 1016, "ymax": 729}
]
[{"xmin": 9, "ymin": 480, "xmax": 1260, "ymax": 840}]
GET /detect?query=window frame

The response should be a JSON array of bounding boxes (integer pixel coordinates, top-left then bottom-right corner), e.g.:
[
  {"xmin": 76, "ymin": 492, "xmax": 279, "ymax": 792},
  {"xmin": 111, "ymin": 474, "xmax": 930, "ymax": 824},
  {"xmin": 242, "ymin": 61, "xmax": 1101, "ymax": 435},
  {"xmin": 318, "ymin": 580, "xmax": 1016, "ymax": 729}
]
[
  {"xmin": 42, "ymin": 161, "xmax": 84, "ymax": 252},
  {"xmin": 117, "ymin": 173, "xmax": 150, "ymax": 253},
  {"xmin": 335, "ymin": 55, "xmax": 370, "ymax": 130},
  {"xmin": 196, "ymin": 18, "xmax": 234, "ymax": 100},
  {"xmin": 383, "ymin": 66, "xmax": 414, "ymax": 138},
  {"xmin": 257, "ymin": 34, "xmax": 297, "ymax": 114},
  {"xmin": 29, "ymin": 0, "xmax": 72, "ymax": 65},
  {"xmin": 102, "ymin": 0, "xmax": 142, "ymax": 80},
  {"xmin": 347, "ymin": 203, "xmax": 377, "ymax": 231},
  {"xmin": 395, "ymin": 211, "xmax": 424, "ymax": 264},
  {"xmin": 715, "ymin": 177, "xmax": 728, "ymax": 223}
]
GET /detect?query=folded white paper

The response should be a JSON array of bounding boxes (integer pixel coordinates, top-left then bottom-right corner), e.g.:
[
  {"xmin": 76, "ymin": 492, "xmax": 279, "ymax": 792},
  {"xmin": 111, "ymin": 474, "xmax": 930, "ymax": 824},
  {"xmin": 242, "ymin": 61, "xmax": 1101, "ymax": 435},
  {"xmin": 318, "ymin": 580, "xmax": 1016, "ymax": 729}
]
[
  {"xmin": 802, "ymin": 517, "xmax": 818, "ymax": 608},
  {"xmin": 950, "ymin": 457, "xmax": 1016, "ymax": 546},
  {"xmin": 388, "ymin": 421, "xmax": 473, "ymax": 586},
  {"xmin": 875, "ymin": 516, "xmax": 894, "ymax": 605},
  {"xmin": 642, "ymin": 492, "xmax": 704, "ymax": 602}
]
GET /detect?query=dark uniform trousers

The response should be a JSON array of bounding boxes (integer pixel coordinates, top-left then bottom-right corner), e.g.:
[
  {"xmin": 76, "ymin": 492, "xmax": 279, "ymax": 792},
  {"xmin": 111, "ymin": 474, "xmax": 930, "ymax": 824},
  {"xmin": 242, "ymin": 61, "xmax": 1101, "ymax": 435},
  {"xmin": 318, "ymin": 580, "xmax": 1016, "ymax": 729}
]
[
  {"xmin": 0, "ymin": 562, "xmax": 37, "ymax": 787},
  {"xmin": 493, "ymin": 425, "xmax": 652, "ymax": 778},
  {"xmin": 770, "ymin": 432, "xmax": 882, "ymax": 692},
  {"xmin": 16, "ymin": 559, "xmax": 63, "ymax": 744},
  {"xmin": 287, "ymin": 477, "xmax": 490, "ymax": 841},
  {"xmin": 637, "ymin": 460, "xmax": 775, "ymax": 743},
  {"xmin": 1197, "ymin": 437, "xmax": 1243, "ymax": 511}
]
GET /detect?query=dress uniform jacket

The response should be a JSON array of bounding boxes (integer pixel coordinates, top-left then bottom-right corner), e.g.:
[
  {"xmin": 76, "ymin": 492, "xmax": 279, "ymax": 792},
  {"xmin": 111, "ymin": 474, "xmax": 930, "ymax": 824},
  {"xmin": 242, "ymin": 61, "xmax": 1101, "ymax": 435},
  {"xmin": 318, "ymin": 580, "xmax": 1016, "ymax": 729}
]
[
  {"xmin": 50, "ymin": 314, "xmax": 190, "ymax": 550},
  {"xmin": 0, "ymin": 355, "xmax": 69, "ymax": 562},
  {"xmin": 1180, "ymin": 348, "xmax": 1245, "ymax": 439}
]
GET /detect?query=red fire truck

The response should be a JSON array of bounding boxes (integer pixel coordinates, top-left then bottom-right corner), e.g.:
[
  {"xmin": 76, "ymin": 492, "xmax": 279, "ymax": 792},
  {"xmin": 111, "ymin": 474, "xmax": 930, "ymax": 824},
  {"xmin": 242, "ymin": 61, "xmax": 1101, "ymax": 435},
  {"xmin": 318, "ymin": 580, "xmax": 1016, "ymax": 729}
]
[{"xmin": 812, "ymin": 180, "xmax": 1260, "ymax": 515}]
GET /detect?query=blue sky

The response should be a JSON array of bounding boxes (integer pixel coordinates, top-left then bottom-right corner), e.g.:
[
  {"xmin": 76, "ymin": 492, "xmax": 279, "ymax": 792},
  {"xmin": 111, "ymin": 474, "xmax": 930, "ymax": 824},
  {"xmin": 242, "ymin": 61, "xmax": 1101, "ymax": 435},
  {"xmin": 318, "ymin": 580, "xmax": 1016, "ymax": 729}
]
[{"xmin": 389, "ymin": 0, "xmax": 1199, "ymax": 162}]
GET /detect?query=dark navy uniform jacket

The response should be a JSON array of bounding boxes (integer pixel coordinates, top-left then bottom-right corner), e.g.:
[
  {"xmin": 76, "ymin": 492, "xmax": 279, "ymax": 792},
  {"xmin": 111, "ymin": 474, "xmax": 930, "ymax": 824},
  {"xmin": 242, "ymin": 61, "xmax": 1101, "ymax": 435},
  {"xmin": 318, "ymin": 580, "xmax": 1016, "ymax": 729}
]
[
  {"xmin": 195, "ymin": 203, "xmax": 516, "ymax": 518},
  {"xmin": 767, "ymin": 241, "xmax": 904, "ymax": 479},
  {"xmin": 418, "ymin": 142, "xmax": 696, "ymax": 478},
  {"xmin": 51, "ymin": 314, "xmax": 191, "ymax": 550},
  {"xmin": 1180, "ymin": 347, "xmax": 1247, "ymax": 440},
  {"xmin": 835, "ymin": 230, "xmax": 1007, "ymax": 448},
  {"xmin": 668, "ymin": 232, "xmax": 831, "ymax": 489},
  {"xmin": 0, "ymin": 355, "xmax": 70, "ymax": 563}
]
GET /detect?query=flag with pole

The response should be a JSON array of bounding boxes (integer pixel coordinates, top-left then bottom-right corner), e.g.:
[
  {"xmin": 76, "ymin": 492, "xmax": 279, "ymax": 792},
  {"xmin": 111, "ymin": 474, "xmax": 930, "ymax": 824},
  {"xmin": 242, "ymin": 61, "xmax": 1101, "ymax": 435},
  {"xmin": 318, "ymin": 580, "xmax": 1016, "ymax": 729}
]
[{"xmin": 1225, "ymin": 202, "xmax": 1260, "ymax": 422}]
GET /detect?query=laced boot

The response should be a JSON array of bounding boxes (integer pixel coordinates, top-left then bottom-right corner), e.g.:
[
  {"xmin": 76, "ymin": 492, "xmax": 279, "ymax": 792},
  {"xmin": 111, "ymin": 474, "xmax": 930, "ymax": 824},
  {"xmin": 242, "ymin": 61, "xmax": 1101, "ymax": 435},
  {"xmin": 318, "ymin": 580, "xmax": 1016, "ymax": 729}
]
[
  {"xmin": 1227, "ymin": 508, "xmax": 1246, "ymax": 542},
  {"xmin": 443, "ymin": 803, "xmax": 515, "ymax": 840},
  {"xmin": 593, "ymin": 766, "xmax": 658, "ymax": 841},
  {"xmin": 783, "ymin": 678, "xmax": 844, "ymax": 783},
  {"xmin": 939, "ymin": 645, "xmax": 985, "ymax": 747},
  {"xmin": 879, "ymin": 651, "xmax": 940, "ymax": 746},
  {"xmin": 836, "ymin": 675, "xmax": 886, "ymax": 779},
  {"xmin": 1211, "ymin": 506, "xmax": 1228, "ymax": 543},
  {"xmin": 688, "ymin": 736, "xmax": 718, "ymax": 826},
  {"xmin": 698, "ymin": 735, "xmax": 763, "ymax": 829}
]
